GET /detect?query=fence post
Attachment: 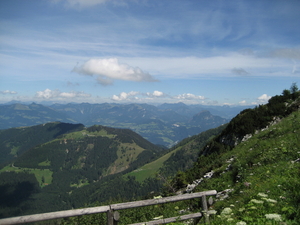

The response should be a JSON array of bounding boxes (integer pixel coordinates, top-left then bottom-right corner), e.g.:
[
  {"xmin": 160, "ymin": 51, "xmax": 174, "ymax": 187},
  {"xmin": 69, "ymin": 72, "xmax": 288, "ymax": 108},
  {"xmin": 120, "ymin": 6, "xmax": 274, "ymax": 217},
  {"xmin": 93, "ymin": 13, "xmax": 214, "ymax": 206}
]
[
  {"xmin": 201, "ymin": 195, "xmax": 209, "ymax": 224},
  {"xmin": 107, "ymin": 209, "xmax": 114, "ymax": 225},
  {"xmin": 114, "ymin": 211, "xmax": 120, "ymax": 224},
  {"xmin": 107, "ymin": 208, "xmax": 119, "ymax": 225}
]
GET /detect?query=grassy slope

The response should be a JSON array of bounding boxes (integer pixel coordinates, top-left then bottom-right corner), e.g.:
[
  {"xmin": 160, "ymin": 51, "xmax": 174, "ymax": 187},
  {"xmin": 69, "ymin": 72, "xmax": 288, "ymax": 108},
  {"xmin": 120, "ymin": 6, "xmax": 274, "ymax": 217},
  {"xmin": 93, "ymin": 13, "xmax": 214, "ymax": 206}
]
[
  {"xmin": 0, "ymin": 122, "xmax": 84, "ymax": 166},
  {"xmin": 190, "ymin": 110, "xmax": 300, "ymax": 224},
  {"xmin": 126, "ymin": 147, "xmax": 180, "ymax": 182},
  {"xmin": 126, "ymin": 125, "xmax": 225, "ymax": 182}
]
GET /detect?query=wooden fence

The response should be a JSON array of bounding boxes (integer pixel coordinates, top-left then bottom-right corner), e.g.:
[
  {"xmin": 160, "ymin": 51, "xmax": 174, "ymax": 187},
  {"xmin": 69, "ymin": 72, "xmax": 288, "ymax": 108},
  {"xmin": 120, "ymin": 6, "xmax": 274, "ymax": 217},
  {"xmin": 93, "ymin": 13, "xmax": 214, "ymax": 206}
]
[{"xmin": 0, "ymin": 190, "xmax": 217, "ymax": 225}]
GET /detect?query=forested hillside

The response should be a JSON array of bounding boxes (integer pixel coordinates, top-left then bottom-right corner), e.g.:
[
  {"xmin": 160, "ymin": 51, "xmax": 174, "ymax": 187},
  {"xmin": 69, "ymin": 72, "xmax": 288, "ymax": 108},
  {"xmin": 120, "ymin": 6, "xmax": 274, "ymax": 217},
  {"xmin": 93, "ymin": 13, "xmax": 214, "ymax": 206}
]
[
  {"xmin": 0, "ymin": 122, "xmax": 84, "ymax": 166},
  {"xmin": 0, "ymin": 125, "xmax": 166, "ymax": 218}
]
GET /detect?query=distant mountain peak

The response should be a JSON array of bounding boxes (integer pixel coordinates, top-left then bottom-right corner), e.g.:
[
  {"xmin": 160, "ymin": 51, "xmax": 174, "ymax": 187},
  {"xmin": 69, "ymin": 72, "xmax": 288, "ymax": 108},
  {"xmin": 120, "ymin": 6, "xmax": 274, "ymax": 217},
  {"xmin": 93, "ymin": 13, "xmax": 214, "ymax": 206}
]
[{"xmin": 190, "ymin": 110, "xmax": 228, "ymax": 125}]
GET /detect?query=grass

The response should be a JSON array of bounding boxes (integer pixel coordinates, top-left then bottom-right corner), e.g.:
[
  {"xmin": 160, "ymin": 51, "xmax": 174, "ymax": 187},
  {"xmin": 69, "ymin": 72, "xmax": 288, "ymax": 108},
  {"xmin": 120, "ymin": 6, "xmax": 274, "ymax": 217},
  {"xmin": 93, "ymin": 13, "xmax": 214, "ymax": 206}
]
[
  {"xmin": 126, "ymin": 146, "xmax": 184, "ymax": 182},
  {"xmin": 126, "ymin": 160, "xmax": 163, "ymax": 182},
  {"xmin": 10, "ymin": 146, "xmax": 19, "ymax": 156},
  {"xmin": 63, "ymin": 128, "xmax": 116, "ymax": 140},
  {"xmin": 38, "ymin": 160, "xmax": 51, "ymax": 166},
  {"xmin": 192, "ymin": 110, "xmax": 300, "ymax": 224},
  {"xmin": 104, "ymin": 142, "xmax": 146, "ymax": 176},
  {"xmin": 0, "ymin": 165, "xmax": 53, "ymax": 188}
]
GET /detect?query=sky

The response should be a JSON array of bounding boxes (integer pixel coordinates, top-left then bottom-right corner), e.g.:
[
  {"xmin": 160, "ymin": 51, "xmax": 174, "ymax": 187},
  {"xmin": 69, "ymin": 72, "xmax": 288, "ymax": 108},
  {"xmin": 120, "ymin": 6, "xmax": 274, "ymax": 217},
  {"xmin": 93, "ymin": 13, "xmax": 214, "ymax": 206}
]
[{"xmin": 0, "ymin": 0, "xmax": 300, "ymax": 106}]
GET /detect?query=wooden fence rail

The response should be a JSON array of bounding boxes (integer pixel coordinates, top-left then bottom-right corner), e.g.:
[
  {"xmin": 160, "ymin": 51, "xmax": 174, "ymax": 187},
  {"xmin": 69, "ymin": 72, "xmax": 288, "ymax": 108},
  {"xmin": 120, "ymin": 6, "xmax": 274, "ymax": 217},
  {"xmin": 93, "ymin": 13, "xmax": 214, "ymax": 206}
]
[{"xmin": 0, "ymin": 190, "xmax": 217, "ymax": 225}]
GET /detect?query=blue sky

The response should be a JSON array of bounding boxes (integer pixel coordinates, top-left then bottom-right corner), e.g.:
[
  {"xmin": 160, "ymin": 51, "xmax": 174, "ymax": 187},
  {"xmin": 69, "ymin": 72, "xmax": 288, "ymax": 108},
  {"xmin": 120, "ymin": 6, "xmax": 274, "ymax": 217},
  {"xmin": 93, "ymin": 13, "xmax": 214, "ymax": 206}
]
[{"xmin": 0, "ymin": 0, "xmax": 299, "ymax": 105}]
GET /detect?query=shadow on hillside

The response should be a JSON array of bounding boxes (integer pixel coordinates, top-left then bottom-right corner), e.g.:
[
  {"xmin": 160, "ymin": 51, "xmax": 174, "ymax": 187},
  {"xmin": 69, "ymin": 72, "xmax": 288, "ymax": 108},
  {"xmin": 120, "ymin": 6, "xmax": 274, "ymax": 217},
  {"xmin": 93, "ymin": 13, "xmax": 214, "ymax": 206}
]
[{"xmin": 0, "ymin": 181, "xmax": 37, "ymax": 208}]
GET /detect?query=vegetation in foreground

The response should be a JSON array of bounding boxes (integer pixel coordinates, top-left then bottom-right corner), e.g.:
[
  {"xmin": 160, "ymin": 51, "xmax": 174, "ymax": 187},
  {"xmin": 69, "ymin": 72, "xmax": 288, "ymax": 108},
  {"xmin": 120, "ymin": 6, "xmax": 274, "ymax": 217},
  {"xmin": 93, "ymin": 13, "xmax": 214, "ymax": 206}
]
[{"xmin": 194, "ymin": 110, "xmax": 300, "ymax": 224}]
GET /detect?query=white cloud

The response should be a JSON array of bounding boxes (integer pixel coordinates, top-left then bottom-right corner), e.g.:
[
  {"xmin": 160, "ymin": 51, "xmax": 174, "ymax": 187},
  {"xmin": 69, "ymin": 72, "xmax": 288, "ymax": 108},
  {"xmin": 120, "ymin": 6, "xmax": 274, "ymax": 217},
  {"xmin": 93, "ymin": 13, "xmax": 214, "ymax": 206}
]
[
  {"xmin": 112, "ymin": 90, "xmax": 165, "ymax": 101},
  {"xmin": 72, "ymin": 58, "xmax": 158, "ymax": 85},
  {"xmin": 256, "ymin": 94, "xmax": 271, "ymax": 104},
  {"xmin": 258, "ymin": 94, "xmax": 271, "ymax": 101},
  {"xmin": 153, "ymin": 90, "xmax": 164, "ymax": 97},
  {"xmin": 0, "ymin": 90, "xmax": 17, "ymax": 94},
  {"xmin": 112, "ymin": 91, "xmax": 206, "ymax": 103},
  {"xmin": 35, "ymin": 89, "xmax": 91, "ymax": 99},
  {"xmin": 36, "ymin": 89, "xmax": 59, "ymax": 99},
  {"xmin": 223, "ymin": 102, "xmax": 235, "ymax": 106},
  {"xmin": 174, "ymin": 93, "xmax": 205, "ymax": 100},
  {"xmin": 112, "ymin": 91, "xmax": 139, "ymax": 101},
  {"xmin": 51, "ymin": 0, "xmax": 109, "ymax": 9},
  {"xmin": 239, "ymin": 100, "xmax": 247, "ymax": 104},
  {"xmin": 292, "ymin": 65, "xmax": 300, "ymax": 74},
  {"xmin": 146, "ymin": 90, "xmax": 165, "ymax": 98}
]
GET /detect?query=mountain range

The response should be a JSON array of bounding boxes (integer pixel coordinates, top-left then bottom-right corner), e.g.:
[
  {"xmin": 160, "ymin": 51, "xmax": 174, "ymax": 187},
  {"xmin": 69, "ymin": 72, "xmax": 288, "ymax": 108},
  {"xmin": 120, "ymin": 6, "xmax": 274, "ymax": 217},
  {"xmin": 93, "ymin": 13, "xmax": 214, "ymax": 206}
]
[{"xmin": 0, "ymin": 102, "xmax": 249, "ymax": 147}]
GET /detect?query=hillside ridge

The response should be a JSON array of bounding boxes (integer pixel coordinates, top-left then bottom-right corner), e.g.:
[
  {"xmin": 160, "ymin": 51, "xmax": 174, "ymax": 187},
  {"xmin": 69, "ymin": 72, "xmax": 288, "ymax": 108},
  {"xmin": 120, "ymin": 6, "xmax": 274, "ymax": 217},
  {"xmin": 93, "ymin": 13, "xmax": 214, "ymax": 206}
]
[{"xmin": 0, "ymin": 102, "xmax": 248, "ymax": 146}]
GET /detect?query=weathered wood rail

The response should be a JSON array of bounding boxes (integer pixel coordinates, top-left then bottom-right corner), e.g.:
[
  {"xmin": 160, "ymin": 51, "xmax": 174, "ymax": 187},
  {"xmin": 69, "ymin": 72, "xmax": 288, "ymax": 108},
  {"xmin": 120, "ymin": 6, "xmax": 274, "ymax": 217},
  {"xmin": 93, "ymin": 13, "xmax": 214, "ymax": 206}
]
[{"xmin": 0, "ymin": 190, "xmax": 217, "ymax": 225}]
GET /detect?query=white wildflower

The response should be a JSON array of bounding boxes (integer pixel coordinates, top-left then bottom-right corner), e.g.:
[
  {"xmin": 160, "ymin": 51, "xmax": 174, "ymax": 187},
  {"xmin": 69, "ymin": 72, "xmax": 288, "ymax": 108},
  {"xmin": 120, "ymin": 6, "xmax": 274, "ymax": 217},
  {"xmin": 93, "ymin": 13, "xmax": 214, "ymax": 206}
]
[
  {"xmin": 257, "ymin": 193, "xmax": 268, "ymax": 198},
  {"xmin": 265, "ymin": 213, "xmax": 282, "ymax": 221},
  {"xmin": 208, "ymin": 210, "xmax": 217, "ymax": 215},
  {"xmin": 265, "ymin": 198, "xmax": 277, "ymax": 203},
  {"xmin": 250, "ymin": 199, "xmax": 264, "ymax": 204},
  {"xmin": 153, "ymin": 215, "xmax": 163, "ymax": 220},
  {"xmin": 236, "ymin": 221, "xmax": 247, "ymax": 225},
  {"xmin": 221, "ymin": 207, "xmax": 232, "ymax": 215}
]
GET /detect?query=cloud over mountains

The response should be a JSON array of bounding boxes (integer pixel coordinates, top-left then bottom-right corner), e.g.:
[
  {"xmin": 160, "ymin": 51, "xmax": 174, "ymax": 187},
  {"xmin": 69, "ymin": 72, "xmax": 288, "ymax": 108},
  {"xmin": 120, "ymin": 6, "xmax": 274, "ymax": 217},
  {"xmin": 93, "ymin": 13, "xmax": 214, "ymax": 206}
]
[
  {"xmin": 72, "ymin": 58, "xmax": 158, "ymax": 85},
  {"xmin": 0, "ymin": 90, "xmax": 17, "ymax": 95},
  {"xmin": 35, "ymin": 89, "xmax": 91, "ymax": 99}
]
